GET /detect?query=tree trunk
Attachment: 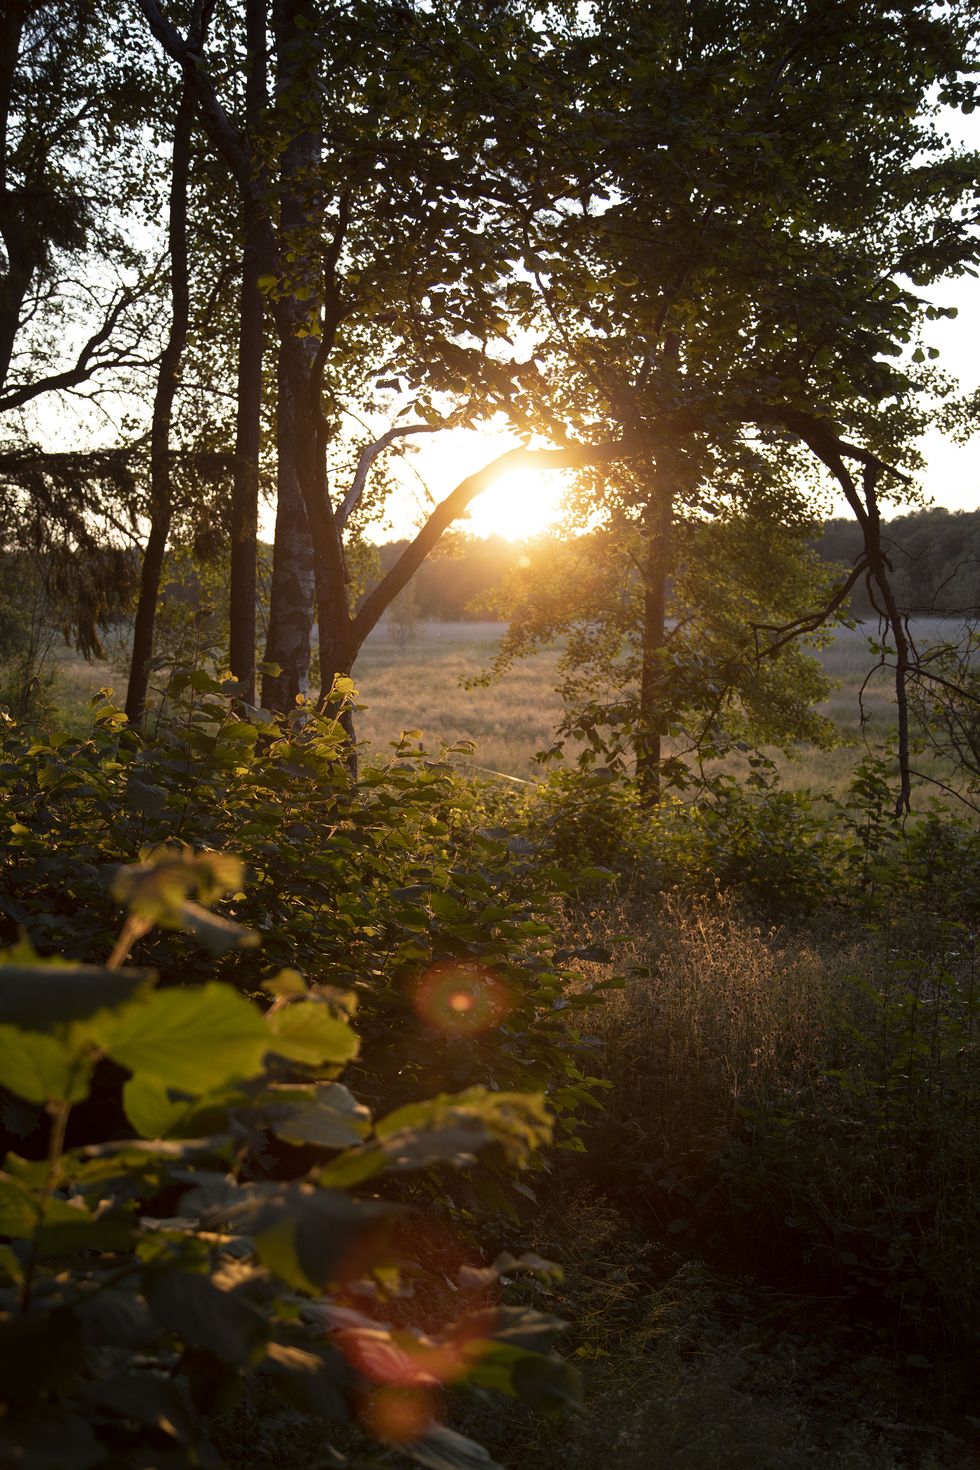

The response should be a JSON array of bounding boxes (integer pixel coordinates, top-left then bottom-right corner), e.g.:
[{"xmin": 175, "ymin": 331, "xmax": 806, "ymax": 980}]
[
  {"xmin": 636, "ymin": 476, "xmax": 673, "ymax": 804},
  {"xmin": 228, "ymin": 0, "xmax": 266, "ymax": 704},
  {"xmin": 261, "ymin": 348, "xmax": 316, "ymax": 709},
  {"xmin": 260, "ymin": 0, "xmax": 324, "ymax": 712},
  {"xmin": 125, "ymin": 86, "xmax": 193, "ymax": 726},
  {"xmin": 0, "ymin": 0, "xmax": 29, "ymax": 394}
]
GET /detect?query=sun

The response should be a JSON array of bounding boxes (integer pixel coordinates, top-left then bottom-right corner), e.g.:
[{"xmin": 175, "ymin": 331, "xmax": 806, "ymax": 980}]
[
  {"xmin": 381, "ymin": 428, "xmax": 568, "ymax": 542},
  {"xmin": 463, "ymin": 466, "xmax": 566, "ymax": 541}
]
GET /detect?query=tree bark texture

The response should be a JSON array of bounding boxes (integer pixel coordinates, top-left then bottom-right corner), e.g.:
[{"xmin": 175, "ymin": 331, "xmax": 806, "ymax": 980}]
[
  {"xmin": 261, "ymin": 347, "xmax": 316, "ymax": 709},
  {"xmin": 229, "ymin": 0, "xmax": 267, "ymax": 704},
  {"xmin": 636, "ymin": 476, "xmax": 673, "ymax": 804},
  {"xmin": 124, "ymin": 85, "xmax": 194, "ymax": 726},
  {"xmin": 260, "ymin": 0, "xmax": 326, "ymax": 711},
  {"xmin": 0, "ymin": 0, "xmax": 28, "ymax": 394}
]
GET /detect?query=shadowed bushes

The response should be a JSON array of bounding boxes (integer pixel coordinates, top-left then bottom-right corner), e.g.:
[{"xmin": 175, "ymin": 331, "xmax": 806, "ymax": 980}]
[{"xmin": 576, "ymin": 892, "xmax": 980, "ymax": 1341}]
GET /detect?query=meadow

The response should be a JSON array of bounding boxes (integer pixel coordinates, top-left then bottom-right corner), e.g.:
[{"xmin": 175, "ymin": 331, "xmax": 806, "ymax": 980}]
[{"xmin": 43, "ymin": 615, "xmax": 957, "ymax": 794}]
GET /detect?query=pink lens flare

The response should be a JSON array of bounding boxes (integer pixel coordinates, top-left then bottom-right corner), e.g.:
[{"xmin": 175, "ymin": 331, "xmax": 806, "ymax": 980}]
[{"xmin": 411, "ymin": 961, "xmax": 511, "ymax": 1035}]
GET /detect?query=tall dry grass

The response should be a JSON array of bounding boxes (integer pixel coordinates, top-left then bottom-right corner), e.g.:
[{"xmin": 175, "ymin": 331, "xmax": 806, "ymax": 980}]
[
  {"xmin": 582, "ymin": 893, "xmax": 839, "ymax": 1164},
  {"xmin": 574, "ymin": 890, "xmax": 980, "ymax": 1334}
]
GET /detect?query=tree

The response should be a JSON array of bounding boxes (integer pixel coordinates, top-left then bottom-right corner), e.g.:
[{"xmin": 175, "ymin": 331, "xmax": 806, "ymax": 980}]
[
  {"xmin": 486, "ymin": 0, "xmax": 980, "ymax": 807},
  {"xmin": 229, "ymin": 0, "xmax": 268, "ymax": 706},
  {"xmin": 125, "ymin": 0, "xmax": 980, "ymax": 806},
  {"xmin": 134, "ymin": 0, "xmax": 647, "ymax": 711},
  {"xmin": 0, "ymin": 0, "xmax": 156, "ymax": 416},
  {"xmin": 482, "ymin": 462, "xmax": 841, "ymax": 797},
  {"xmin": 0, "ymin": 1, "xmax": 169, "ymax": 658},
  {"xmin": 124, "ymin": 73, "xmax": 197, "ymax": 725}
]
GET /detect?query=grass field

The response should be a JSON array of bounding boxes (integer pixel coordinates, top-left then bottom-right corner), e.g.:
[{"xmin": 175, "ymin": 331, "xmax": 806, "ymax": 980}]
[
  {"xmin": 33, "ymin": 616, "xmax": 966, "ymax": 795},
  {"xmin": 354, "ymin": 617, "xmax": 963, "ymax": 795}
]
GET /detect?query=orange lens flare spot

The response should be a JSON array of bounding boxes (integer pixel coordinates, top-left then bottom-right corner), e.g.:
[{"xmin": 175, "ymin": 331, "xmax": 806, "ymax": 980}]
[
  {"xmin": 361, "ymin": 1386, "xmax": 434, "ymax": 1445},
  {"xmin": 411, "ymin": 963, "xmax": 511, "ymax": 1035}
]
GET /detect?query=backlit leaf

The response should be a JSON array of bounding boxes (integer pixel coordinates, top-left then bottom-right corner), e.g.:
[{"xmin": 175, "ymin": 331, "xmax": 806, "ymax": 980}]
[
  {"xmin": 266, "ymin": 999, "xmax": 360, "ymax": 1067},
  {"xmin": 270, "ymin": 1083, "xmax": 371, "ymax": 1149},
  {"xmin": 100, "ymin": 983, "xmax": 268, "ymax": 1092},
  {"xmin": 0, "ymin": 1026, "xmax": 93, "ymax": 1104}
]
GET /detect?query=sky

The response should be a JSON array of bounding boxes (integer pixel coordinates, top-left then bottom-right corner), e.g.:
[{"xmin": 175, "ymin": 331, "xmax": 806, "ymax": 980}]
[
  {"xmin": 372, "ymin": 268, "xmax": 980, "ymax": 543},
  {"xmin": 372, "ymin": 106, "xmax": 980, "ymax": 543}
]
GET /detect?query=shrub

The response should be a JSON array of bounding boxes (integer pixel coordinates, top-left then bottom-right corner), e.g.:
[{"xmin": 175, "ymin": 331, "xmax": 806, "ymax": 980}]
[
  {"xmin": 0, "ymin": 848, "xmax": 578, "ymax": 1468},
  {"xmin": 579, "ymin": 891, "xmax": 980, "ymax": 1339},
  {"xmin": 0, "ymin": 670, "xmax": 615, "ymax": 1171}
]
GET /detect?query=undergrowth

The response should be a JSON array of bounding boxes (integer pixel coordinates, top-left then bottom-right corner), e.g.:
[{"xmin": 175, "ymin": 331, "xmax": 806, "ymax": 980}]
[{"xmin": 3, "ymin": 672, "xmax": 980, "ymax": 1467}]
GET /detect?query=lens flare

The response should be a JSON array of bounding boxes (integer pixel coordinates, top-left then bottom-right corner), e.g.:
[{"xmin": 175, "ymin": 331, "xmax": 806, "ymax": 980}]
[
  {"xmin": 337, "ymin": 1319, "xmax": 490, "ymax": 1393},
  {"xmin": 411, "ymin": 962, "xmax": 511, "ymax": 1035},
  {"xmin": 361, "ymin": 1386, "xmax": 434, "ymax": 1445}
]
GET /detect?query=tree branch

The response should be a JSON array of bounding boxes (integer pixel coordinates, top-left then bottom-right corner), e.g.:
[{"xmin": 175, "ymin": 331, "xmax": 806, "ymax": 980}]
[
  {"xmin": 0, "ymin": 288, "xmax": 137, "ymax": 412},
  {"xmin": 751, "ymin": 557, "xmax": 869, "ymax": 659},
  {"xmin": 134, "ymin": 0, "xmax": 253, "ymax": 190},
  {"xmin": 352, "ymin": 437, "xmax": 643, "ymax": 647},
  {"xmin": 337, "ymin": 423, "xmax": 442, "ymax": 528},
  {"xmin": 762, "ymin": 406, "xmax": 915, "ymax": 813}
]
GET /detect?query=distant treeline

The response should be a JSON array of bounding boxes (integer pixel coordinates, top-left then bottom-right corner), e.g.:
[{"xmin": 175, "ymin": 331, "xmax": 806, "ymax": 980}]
[
  {"xmin": 369, "ymin": 507, "xmax": 980, "ymax": 624},
  {"xmin": 816, "ymin": 506, "xmax": 980, "ymax": 617}
]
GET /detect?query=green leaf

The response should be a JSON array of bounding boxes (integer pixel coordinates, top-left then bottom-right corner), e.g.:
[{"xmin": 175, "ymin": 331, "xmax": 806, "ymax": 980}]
[
  {"xmin": 247, "ymin": 1187, "xmax": 389, "ymax": 1293},
  {"xmin": 0, "ymin": 1173, "xmax": 36, "ymax": 1236},
  {"xmin": 377, "ymin": 1089, "xmax": 552, "ymax": 1166},
  {"xmin": 318, "ymin": 1090, "xmax": 553, "ymax": 1186},
  {"xmin": 0, "ymin": 1242, "xmax": 23, "ymax": 1283},
  {"xmin": 377, "ymin": 1117, "xmax": 491, "ymax": 1171},
  {"xmin": 263, "ymin": 1341, "xmax": 349, "ymax": 1420},
  {"xmin": 144, "ymin": 1267, "xmax": 265, "ymax": 1365},
  {"xmin": 315, "ymin": 1144, "xmax": 390, "ymax": 1189},
  {"xmin": 266, "ymin": 999, "xmax": 360, "ymax": 1067},
  {"xmin": 430, "ymin": 891, "xmax": 468, "ymax": 921},
  {"xmin": 0, "ymin": 1026, "xmax": 93, "ymax": 1104},
  {"xmin": 176, "ymin": 901, "xmax": 259, "ymax": 954},
  {"xmin": 122, "ymin": 1075, "xmax": 195, "ymax": 1138},
  {"xmin": 38, "ymin": 1198, "xmax": 137, "ymax": 1254},
  {"xmin": 76, "ymin": 1371, "xmax": 200, "ymax": 1446},
  {"xmin": 112, "ymin": 847, "xmax": 244, "ymax": 922},
  {"xmin": 100, "ymin": 983, "xmax": 268, "ymax": 1092},
  {"xmin": 0, "ymin": 1170, "xmax": 134, "ymax": 1251},
  {"xmin": 262, "ymin": 968, "xmax": 307, "ymax": 999},
  {"xmin": 123, "ymin": 1077, "xmax": 246, "ymax": 1140},
  {"xmin": 0, "ymin": 962, "xmax": 154, "ymax": 1031},
  {"xmin": 76, "ymin": 1288, "xmax": 160, "ymax": 1350},
  {"xmin": 270, "ymin": 1083, "xmax": 371, "ymax": 1149}
]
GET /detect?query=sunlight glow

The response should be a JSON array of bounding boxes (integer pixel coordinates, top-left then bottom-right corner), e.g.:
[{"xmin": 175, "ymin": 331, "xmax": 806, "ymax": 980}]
[
  {"xmin": 463, "ymin": 466, "xmax": 567, "ymax": 541},
  {"xmin": 376, "ymin": 428, "xmax": 570, "ymax": 543}
]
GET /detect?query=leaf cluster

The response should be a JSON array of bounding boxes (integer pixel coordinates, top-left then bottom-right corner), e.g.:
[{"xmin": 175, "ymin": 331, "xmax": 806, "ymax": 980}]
[{"xmin": 0, "ymin": 844, "xmax": 579, "ymax": 1469}]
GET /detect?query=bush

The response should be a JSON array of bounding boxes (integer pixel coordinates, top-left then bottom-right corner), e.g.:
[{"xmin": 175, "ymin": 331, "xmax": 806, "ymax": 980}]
[
  {"xmin": 579, "ymin": 891, "xmax": 980, "ymax": 1340},
  {"xmin": 0, "ymin": 847, "xmax": 579, "ymax": 1468},
  {"xmin": 525, "ymin": 768, "xmax": 852, "ymax": 915},
  {"xmin": 0, "ymin": 669, "xmax": 615, "ymax": 1167}
]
